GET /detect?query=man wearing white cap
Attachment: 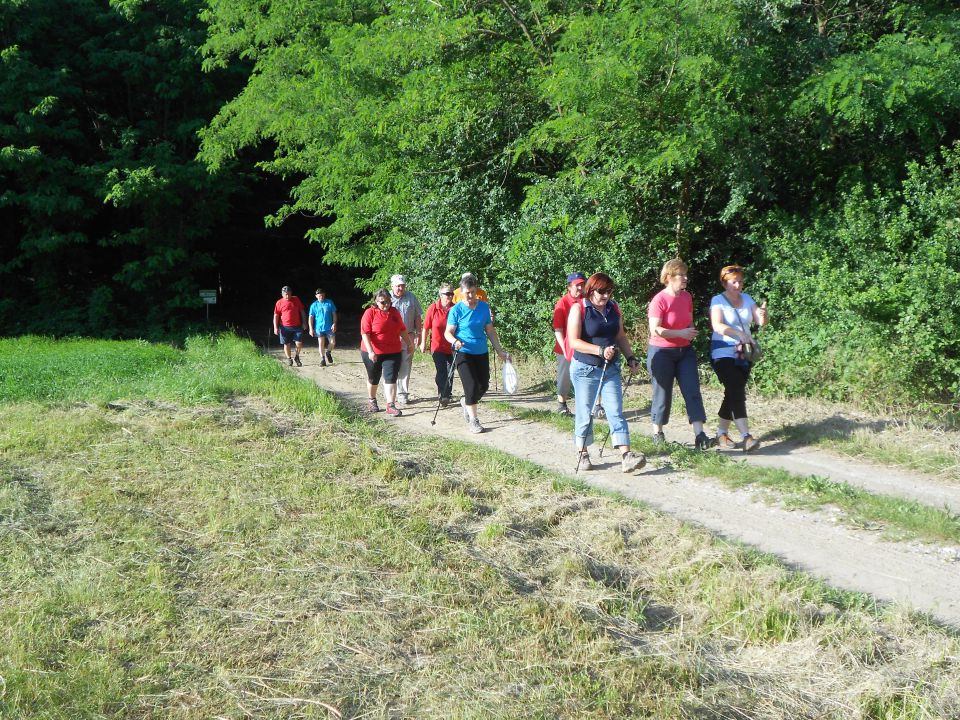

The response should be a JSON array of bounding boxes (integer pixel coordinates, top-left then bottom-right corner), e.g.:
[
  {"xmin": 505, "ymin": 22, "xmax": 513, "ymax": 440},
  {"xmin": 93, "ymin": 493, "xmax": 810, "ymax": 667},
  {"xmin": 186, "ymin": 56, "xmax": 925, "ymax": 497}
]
[
  {"xmin": 552, "ymin": 272, "xmax": 586, "ymax": 415},
  {"xmin": 390, "ymin": 274, "xmax": 423, "ymax": 405}
]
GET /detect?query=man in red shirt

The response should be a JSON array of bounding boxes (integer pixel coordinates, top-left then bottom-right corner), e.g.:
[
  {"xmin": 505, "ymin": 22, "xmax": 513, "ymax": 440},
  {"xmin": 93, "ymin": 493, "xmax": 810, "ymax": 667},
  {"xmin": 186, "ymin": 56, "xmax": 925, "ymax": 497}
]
[
  {"xmin": 273, "ymin": 285, "xmax": 307, "ymax": 367},
  {"xmin": 552, "ymin": 272, "xmax": 586, "ymax": 415}
]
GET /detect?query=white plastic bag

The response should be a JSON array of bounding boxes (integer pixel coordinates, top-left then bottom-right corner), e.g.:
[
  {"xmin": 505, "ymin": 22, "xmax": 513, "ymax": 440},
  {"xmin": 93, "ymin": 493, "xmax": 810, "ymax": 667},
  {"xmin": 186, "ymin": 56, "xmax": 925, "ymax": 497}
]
[{"xmin": 501, "ymin": 357, "xmax": 519, "ymax": 395}]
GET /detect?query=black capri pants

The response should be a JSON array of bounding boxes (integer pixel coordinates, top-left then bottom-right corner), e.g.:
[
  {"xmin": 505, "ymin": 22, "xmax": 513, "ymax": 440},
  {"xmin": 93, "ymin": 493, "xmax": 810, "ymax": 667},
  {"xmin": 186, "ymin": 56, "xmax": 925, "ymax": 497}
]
[
  {"xmin": 361, "ymin": 351, "xmax": 402, "ymax": 385},
  {"xmin": 455, "ymin": 352, "xmax": 490, "ymax": 405},
  {"xmin": 711, "ymin": 357, "xmax": 751, "ymax": 420},
  {"xmin": 432, "ymin": 350, "xmax": 455, "ymax": 399}
]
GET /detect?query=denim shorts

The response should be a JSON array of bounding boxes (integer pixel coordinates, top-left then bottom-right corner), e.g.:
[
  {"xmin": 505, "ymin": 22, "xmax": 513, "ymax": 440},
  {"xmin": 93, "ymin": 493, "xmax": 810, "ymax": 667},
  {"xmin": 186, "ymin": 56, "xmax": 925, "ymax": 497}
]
[{"xmin": 279, "ymin": 325, "xmax": 303, "ymax": 345}]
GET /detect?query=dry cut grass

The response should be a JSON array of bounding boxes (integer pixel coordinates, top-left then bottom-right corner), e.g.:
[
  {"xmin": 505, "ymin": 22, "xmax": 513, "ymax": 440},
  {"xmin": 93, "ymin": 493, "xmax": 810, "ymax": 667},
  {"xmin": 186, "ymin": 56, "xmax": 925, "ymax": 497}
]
[{"xmin": 3, "ymin": 391, "xmax": 960, "ymax": 719}]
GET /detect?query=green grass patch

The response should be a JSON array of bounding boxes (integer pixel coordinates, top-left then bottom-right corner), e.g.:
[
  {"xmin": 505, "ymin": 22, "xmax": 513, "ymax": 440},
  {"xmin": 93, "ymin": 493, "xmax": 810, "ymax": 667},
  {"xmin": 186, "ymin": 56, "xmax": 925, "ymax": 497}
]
[{"xmin": 2, "ymin": 336, "xmax": 959, "ymax": 718}]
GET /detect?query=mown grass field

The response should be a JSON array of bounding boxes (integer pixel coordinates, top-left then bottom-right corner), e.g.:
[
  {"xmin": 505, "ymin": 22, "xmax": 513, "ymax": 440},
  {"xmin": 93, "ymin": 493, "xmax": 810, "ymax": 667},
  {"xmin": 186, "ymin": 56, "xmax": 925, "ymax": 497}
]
[{"xmin": 2, "ymin": 335, "xmax": 959, "ymax": 719}]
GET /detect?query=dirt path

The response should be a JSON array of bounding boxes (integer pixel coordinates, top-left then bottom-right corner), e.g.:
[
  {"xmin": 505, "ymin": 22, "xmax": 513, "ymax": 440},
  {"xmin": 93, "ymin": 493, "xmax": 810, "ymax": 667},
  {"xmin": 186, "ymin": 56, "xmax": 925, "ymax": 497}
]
[{"xmin": 285, "ymin": 346, "xmax": 960, "ymax": 627}]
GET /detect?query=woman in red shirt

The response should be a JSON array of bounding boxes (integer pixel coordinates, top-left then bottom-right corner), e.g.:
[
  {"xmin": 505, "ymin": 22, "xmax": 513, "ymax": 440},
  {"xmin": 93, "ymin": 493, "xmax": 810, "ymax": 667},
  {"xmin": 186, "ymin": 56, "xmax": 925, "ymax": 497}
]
[
  {"xmin": 360, "ymin": 289, "xmax": 414, "ymax": 416},
  {"xmin": 420, "ymin": 282, "xmax": 456, "ymax": 407}
]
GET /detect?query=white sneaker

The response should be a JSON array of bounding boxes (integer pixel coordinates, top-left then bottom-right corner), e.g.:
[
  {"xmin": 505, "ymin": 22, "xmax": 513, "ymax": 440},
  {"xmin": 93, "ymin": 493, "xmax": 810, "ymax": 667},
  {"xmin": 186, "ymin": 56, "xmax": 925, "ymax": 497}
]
[
  {"xmin": 469, "ymin": 418, "xmax": 484, "ymax": 434},
  {"xmin": 397, "ymin": 393, "xmax": 409, "ymax": 407}
]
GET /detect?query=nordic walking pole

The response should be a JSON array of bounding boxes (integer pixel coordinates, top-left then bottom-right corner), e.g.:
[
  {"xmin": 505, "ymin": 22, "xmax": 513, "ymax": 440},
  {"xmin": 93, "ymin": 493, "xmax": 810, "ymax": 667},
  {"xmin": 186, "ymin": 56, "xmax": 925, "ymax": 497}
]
[
  {"xmin": 430, "ymin": 348, "xmax": 459, "ymax": 426},
  {"xmin": 598, "ymin": 367, "xmax": 636, "ymax": 458},
  {"xmin": 575, "ymin": 358, "xmax": 608, "ymax": 474}
]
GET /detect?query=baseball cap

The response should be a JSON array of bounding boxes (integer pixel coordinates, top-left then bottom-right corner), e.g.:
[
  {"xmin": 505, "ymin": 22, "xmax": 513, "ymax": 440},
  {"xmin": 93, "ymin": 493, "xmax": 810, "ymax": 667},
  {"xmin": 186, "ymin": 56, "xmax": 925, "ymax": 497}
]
[
  {"xmin": 566, "ymin": 272, "xmax": 586, "ymax": 284},
  {"xmin": 281, "ymin": 285, "xmax": 291, "ymax": 293},
  {"xmin": 390, "ymin": 274, "xmax": 407, "ymax": 286}
]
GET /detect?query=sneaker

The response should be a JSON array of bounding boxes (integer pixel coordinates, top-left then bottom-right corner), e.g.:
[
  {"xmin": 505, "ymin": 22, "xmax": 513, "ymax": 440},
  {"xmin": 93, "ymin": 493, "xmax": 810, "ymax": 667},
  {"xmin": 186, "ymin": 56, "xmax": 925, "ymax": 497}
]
[
  {"xmin": 460, "ymin": 397, "xmax": 470, "ymax": 423},
  {"xmin": 468, "ymin": 418, "xmax": 484, "ymax": 434},
  {"xmin": 385, "ymin": 403, "xmax": 402, "ymax": 417},
  {"xmin": 576, "ymin": 451, "xmax": 594, "ymax": 471},
  {"xmin": 717, "ymin": 433, "xmax": 736, "ymax": 450},
  {"xmin": 325, "ymin": 350, "xmax": 333, "ymax": 364},
  {"xmin": 651, "ymin": 431, "xmax": 666, "ymax": 446},
  {"xmin": 287, "ymin": 357, "xmax": 294, "ymax": 366},
  {"xmin": 621, "ymin": 451, "xmax": 646, "ymax": 473},
  {"xmin": 694, "ymin": 432, "xmax": 716, "ymax": 450},
  {"xmin": 397, "ymin": 393, "xmax": 408, "ymax": 407},
  {"xmin": 742, "ymin": 434, "xmax": 761, "ymax": 452},
  {"xmin": 439, "ymin": 396, "xmax": 451, "ymax": 408},
  {"xmin": 556, "ymin": 402, "xmax": 572, "ymax": 417},
  {"xmin": 593, "ymin": 405, "xmax": 606, "ymax": 420},
  {"xmin": 320, "ymin": 359, "xmax": 327, "ymax": 367},
  {"xmin": 366, "ymin": 399, "xmax": 380, "ymax": 413},
  {"xmin": 294, "ymin": 355, "xmax": 302, "ymax": 367}
]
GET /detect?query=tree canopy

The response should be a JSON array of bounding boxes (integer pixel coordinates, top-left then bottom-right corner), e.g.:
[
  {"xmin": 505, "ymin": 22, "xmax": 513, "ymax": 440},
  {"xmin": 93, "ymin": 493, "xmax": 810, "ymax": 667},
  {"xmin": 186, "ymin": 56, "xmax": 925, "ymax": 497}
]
[{"xmin": 3, "ymin": 0, "xmax": 959, "ymax": 406}]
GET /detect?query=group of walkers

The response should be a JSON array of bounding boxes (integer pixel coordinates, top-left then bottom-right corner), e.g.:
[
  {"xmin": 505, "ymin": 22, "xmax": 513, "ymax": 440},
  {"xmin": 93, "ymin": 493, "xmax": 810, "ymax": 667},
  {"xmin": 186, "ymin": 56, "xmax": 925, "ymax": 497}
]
[
  {"xmin": 272, "ymin": 286, "xmax": 338, "ymax": 367},
  {"xmin": 551, "ymin": 260, "xmax": 769, "ymax": 470},
  {"xmin": 358, "ymin": 273, "xmax": 507, "ymax": 432},
  {"xmin": 273, "ymin": 259, "xmax": 769, "ymax": 471}
]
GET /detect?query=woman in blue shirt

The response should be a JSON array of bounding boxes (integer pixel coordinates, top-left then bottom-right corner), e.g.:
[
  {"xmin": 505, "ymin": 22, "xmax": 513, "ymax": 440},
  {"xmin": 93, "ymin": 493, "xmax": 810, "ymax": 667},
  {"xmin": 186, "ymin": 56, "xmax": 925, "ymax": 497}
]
[{"xmin": 444, "ymin": 276, "xmax": 509, "ymax": 434}]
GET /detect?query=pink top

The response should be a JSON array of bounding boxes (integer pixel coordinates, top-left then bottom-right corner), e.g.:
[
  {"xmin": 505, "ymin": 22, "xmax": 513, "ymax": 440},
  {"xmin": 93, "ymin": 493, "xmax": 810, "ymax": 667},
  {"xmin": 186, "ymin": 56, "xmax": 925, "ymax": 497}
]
[{"xmin": 648, "ymin": 289, "xmax": 693, "ymax": 348}]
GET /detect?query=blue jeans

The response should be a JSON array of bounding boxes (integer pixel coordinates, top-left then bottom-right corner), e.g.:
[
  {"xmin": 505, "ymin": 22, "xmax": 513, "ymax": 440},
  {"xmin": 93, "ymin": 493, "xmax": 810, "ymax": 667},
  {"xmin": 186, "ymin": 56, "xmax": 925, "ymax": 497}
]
[
  {"xmin": 647, "ymin": 345, "xmax": 707, "ymax": 426},
  {"xmin": 570, "ymin": 358, "xmax": 629, "ymax": 450}
]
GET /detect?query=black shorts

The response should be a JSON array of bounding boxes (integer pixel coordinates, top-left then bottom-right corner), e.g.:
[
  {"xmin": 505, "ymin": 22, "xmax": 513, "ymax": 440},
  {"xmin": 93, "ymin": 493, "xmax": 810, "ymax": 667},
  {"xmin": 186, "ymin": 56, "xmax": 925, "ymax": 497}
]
[{"xmin": 361, "ymin": 351, "xmax": 402, "ymax": 385}]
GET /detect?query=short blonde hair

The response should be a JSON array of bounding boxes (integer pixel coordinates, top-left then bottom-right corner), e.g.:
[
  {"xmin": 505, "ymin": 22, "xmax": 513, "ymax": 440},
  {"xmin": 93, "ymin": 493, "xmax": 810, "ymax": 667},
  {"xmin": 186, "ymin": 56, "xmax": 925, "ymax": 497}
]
[{"xmin": 660, "ymin": 258, "xmax": 689, "ymax": 285}]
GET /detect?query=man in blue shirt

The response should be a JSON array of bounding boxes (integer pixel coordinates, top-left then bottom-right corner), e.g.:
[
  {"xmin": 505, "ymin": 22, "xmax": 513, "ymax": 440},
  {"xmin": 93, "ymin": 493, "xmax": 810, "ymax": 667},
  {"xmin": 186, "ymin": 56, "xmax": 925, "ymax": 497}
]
[{"xmin": 308, "ymin": 288, "xmax": 338, "ymax": 366}]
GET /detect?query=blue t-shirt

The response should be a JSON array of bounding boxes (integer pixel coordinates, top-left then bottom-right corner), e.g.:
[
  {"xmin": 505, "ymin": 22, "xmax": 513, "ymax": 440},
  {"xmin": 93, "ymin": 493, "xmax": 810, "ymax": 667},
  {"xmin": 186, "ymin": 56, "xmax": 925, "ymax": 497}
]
[
  {"xmin": 447, "ymin": 301, "xmax": 492, "ymax": 355},
  {"xmin": 710, "ymin": 292, "xmax": 756, "ymax": 360},
  {"xmin": 309, "ymin": 299, "xmax": 337, "ymax": 332}
]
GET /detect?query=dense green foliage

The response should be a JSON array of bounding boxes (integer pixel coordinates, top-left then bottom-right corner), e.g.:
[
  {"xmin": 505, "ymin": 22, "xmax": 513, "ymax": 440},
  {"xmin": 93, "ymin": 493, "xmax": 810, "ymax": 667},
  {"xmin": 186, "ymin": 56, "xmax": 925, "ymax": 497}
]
[
  {"xmin": 199, "ymin": 0, "xmax": 960, "ymax": 406},
  {"xmin": 0, "ymin": 0, "xmax": 240, "ymax": 337}
]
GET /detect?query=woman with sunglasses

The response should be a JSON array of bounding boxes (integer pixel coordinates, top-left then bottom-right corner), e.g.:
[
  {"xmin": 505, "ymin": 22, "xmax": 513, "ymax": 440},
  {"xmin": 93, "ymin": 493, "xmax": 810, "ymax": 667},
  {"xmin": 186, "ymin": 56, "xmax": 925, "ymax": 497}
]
[
  {"xmin": 709, "ymin": 265, "xmax": 768, "ymax": 451},
  {"xmin": 567, "ymin": 272, "xmax": 645, "ymax": 473},
  {"xmin": 647, "ymin": 258, "xmax": 713, "ymax": 449},
  {"xmin": 360, "ymin": 288, "xmax": 414, "ymax": 416},
  {"xmin": 444, "ymin": 275, "xmax": 509, "ymax": 433},
  {"xmin": 420, "ymin": 282, "xmax": 456, "ymax": 407}
]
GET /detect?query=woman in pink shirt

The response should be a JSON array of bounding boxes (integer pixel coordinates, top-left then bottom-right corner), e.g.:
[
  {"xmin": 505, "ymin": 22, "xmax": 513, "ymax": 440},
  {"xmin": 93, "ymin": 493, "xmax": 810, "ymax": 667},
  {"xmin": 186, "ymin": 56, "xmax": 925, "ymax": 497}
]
[{"xmin": 647, "ymin": 258, "xmax": 713, "ymax": 449}]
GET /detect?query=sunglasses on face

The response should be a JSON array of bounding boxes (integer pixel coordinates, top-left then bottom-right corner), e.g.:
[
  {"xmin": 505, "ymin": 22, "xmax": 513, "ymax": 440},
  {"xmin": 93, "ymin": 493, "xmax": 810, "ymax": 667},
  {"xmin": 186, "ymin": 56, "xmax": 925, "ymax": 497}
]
[
  {"xmin": 594, "ymin": 288, "xmax": 613, "ymax": 296},
  {"xmin": 440, "ymin": 292, "xmax": 454, "ymax": 297}
]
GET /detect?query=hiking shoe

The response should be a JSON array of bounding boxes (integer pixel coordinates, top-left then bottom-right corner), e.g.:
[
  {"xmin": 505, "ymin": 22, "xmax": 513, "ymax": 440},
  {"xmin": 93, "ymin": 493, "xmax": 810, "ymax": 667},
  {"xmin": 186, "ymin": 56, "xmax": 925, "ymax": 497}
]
[
  {"xmin": 325, "ymin": 350, "xmax": 334, "ymax": 364},
  {"xmin": 320, "ymin": 359, "xmax": 327, "ymax": 367},
  {"xmin": 385, "ymin": 403, "xmax": 402, "ymax": 417},
  {"xmin": 439, "ymin": 396, "xmax": 451, "ymax": 408},
  {"xmin": 556, "ymin": 402, "xmax": 572, "ymax": 417},
  {"xmin": 397, "ymin": 393, "xmax": 409, "ymax": 407},
  {"xmin": 576, "ymin": 451, "xmax": 593, "ymax": 471},
  {"xmin": 742, "ymin": 434, "xmax": 761, "ymax": 452},
  {"xmin": 621, "ymin": 451, "xmax": 646, "ymax": 473},
  {"xmin": 593, "ymin": 405, "xmax": 606, "ymax": 420},
  {"xmin": 460, "ymin": 397, "xmax": 470, "ymax": 423},
  {"xmin": 651, "ymin": 431, "xmax": 666, "ymax": 446},
  {"xmin": 468, "ymin": 418, "xmax": 484, "ymax": 434},
  {"xmin": 287, "ymin": 357, "xmax": 294, "ymax": 367},
  {"xmin": 367, "ymin": 398, "xmax": 380, "ymax": 413},
  {"xmin": 294, "ymin": 355, "xmax": 302, "ymax": 367},
  {"xmin": 717, "ymin": 433, "xmax": 736, "ymax": 450},
  {"xmin": 694, "ymin": 432, "xmax": 716, "ymax": 450}
]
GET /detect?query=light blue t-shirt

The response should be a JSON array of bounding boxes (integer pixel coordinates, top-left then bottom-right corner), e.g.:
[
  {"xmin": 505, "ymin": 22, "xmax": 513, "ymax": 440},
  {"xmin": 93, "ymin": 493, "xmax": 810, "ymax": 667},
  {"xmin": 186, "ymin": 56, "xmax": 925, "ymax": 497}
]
[
  {"xmin": 309, "ymin": 299, "xmax": 337, "ymax": 332},
  {"xmin": 447, "ymin": 301, "xmax": 492, "ymax": 355},
  {"xmin": 710, "ymin": 292, "xmax": 756, "ymax": 360}
]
